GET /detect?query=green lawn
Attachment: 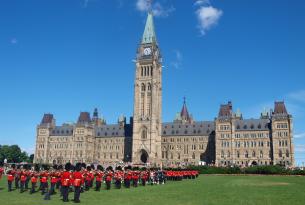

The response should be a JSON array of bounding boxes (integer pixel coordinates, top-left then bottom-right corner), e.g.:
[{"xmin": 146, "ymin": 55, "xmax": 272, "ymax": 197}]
[{"xmin": 0, "ymin": 175, "xmax": 305, "ymax": 205}]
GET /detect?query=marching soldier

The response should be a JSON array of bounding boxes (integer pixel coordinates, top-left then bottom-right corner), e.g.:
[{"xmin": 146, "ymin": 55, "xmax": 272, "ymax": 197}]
[
  {"xmin": 114, "ymin": 170, "xmax": 122, "ymax": 189},
  {"xmin": 40, "ymin": 170, "xmax": 48, "ymax": 195},
  {"xmin": 61, "ymin": 163, "xmax": 71, "ymax": 202},
  {"xmin": 30, "ymin": 170, "xmax": 38, "ymax": 194},
  {"xmin": 95, "ymin": 165, "xmax": 103, "ymax": 191},
  {"xmin": 0, "ymin": 165, "xmax": 4, "ymax": 190},
  {"xmin": 105, "ymin": 171, "xmax": 113, "ymax": 190},
  {"xmin": 73, "ymin": 163, "xmax": 83, "ymax": 203},
  {"xmin": 20, "ymin": 167, "xmax": 27, "ymax": 193},
  {"xmin": 7, "ymin": 169, "xmax": 15, "ymax": 192}
]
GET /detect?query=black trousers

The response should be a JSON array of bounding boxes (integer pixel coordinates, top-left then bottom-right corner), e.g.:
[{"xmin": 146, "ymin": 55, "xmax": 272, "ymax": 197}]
[
  {"xmin": 142, "ymin": 179, "xmax": 146, "ymax": 186},
  {"xmin": 95, "ymin": 181, "xmax": 101, "ymax": 191},
  {"xmin": 25, "ymin": 178, "xmax": 30, "ymax": 189},
  {"xmin": 30, "ymin": 182, "xmax": 36, "ymax": 194},
  {"xmin": 74, "ymin": 186, "xmax": 81, "ymax": 203},
  {"xmin": 106, "ymin": 181, "xmax": 111, "ymax": 190},
  {"xmin": 85, "ymin": 181, "xmax": 90, "ymax": 191},
  {"xmin": 20, "ymin": 181, "xmax": 25, "ymax": 193},
  {"xmin": 133, "ymin": 180, "xmax": 138, "ymax": 187},
  {"xmin": 125, "ymin": 179, "xmax": 130, "ymax": 188},
  {"xmin": 115, "ymin": 180, "xmax": 121, "ymax": 189},
  {"xmin": 50, "ymin": 183, "xmax": 56, "ymax": 195},
  {"xmin": 41, "ymin": 182, "xmax": 48, "ymax": 195},
  {"xmin": 15, "ymin": 178, "xmax": 19, "ymax": 189},
  {"xmin": 8, "ymin": 181, "xmax": 12, "ymax": 191},
  {"xmin": 62, "ymin": 186, "xmax": 69, "ymax": 202}
]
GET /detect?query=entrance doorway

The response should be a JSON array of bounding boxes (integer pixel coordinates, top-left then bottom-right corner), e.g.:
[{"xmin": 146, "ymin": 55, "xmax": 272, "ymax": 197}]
[{"xmin": 140, "ymin": 149, "xmax": 149, "ymax": 163}]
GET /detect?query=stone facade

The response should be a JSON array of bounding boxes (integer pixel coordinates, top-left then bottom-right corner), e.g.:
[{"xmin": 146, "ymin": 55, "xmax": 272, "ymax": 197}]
[{"xmin": 34, "ymin": 13, "xmax": 294, "ymax": 167}]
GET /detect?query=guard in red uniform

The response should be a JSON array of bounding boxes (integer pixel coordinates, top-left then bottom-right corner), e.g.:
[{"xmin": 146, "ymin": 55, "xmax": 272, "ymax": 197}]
[
  {"xmin": 50, "ymin": 168, "xmax": 58, "ymax": 195},
  {"xmin": 61, "ymin": 163, "xmax": 71, "ymax": 202},
  {"xmin": 30, "ymin": 170, "xmax": 38, "ymax": 194},
  {"xmin": 95, "ymin": 165, "xmax": 103, "ymax": 191},
  {"xmin": 73, "ymin": 163, "xmax": 83, "ymax": 203},
  {"xmin": 40, "ymin": 170, "xmax": 48, "ymax": 195},
  {"xmin": 105, "ymin": 171, "xmax": 113, "ymax": 190},
  {"xmin": 0, "ymin": 164, "xmax": 4, "ymax": 189},
  {"xmin": 7, "ymin": 169, "xmax": 15, "ymax": 192},
  {"xmin": 20, "ymin": 168, "xmax": 27, "ymax": 193},
  {"xmin": 84, "ymin": 166, "xmax": 92, "ymax": 191}
]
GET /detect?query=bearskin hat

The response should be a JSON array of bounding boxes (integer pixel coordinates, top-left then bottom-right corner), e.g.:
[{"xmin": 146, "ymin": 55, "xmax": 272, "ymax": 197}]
[
  {"xmin": 97, "ymin": 165, "xmax": 103, "ymax": 171},
  {"xmin": 65, "ymin": 162, "xmax": 71, "ymax": 171}
]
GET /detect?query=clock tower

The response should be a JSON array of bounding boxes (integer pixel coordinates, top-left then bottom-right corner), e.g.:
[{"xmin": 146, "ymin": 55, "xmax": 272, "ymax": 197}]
[{"xmin": 132, "ymin": 12, "xmax": 162, "ymax": 165}]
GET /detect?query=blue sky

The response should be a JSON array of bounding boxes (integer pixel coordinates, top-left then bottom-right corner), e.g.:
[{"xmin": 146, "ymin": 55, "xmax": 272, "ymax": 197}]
[{"xmin": 0, "ymin": 0, "xmax": 304, "ymax": 165}]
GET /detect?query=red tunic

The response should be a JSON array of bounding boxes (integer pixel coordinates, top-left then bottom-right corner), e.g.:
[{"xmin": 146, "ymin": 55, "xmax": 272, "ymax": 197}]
[
  {"xmin": 61, "ymin": 171, "xmax": 71, "ymax": 187},
  {"xmin": 73, "ymin": 172, "xmax": 83, "ymax": 187}
]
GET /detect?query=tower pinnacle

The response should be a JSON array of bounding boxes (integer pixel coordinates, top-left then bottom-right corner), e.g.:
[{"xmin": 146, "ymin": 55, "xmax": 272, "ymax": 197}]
[{"xmin": 142, "ymin": 12, "xmax": 157, "ymax": 44}]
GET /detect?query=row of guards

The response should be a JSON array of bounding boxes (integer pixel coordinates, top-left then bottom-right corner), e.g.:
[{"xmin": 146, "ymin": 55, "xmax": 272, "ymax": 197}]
[{"xmin": 0, "ymin": 163, "xmax": 199, "ymax": 203}]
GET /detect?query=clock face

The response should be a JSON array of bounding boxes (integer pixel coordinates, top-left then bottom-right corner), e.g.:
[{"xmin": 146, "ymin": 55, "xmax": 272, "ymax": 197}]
[{"xmin": 143, "ymin": 47, "xmax": 152, "ymax": 56}]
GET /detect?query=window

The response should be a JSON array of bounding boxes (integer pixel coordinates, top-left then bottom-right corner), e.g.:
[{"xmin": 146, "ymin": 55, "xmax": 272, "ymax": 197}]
[
  {"xmin": 245, "ymin": 151, "xmax": 249, "ymax": 158},
  {"xmin": 260, "ymin": 150, "xmax": 263, "ymax": 158},
  {"xmin": 237, "ymin": 151, "xmax": 240, "ymax": 158},
  {"xmin": 141, "ymin": 128, "xmax": 147, "ymax": 140},
  {"xmin": 192, "ymin": 153, "xmax": 195, "ymax": 159},
  {"xmin": 147, "ymin": 83, "xmax": 151, "ymax": 91},
  {"xmin": 141, "ymin": 83, "xmax": 146, "ymax": 91},
  {"xmin": 221, "ymin": 150, "xmax": 224, "ymax": 158},
  {"xmin": 252, "ymin": 151, "xmax": 256, "ymax": 157},
  {"xmin": 279, "ymin": 150, "xmax": 283, "ymax": 158},
  {"xmin": 286, "ymin": 150, "xmax": 289, "ymax": 158}
]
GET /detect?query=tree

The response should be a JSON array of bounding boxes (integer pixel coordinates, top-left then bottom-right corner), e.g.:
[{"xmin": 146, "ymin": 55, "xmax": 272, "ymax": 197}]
[{"xmin": 0, "ymin": 144, "xmax": 31, "ymax": 163}]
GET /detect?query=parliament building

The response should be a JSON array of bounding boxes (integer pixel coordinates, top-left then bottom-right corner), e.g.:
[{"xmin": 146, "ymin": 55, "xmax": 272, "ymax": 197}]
[{"xmin": 34, "ymin": 13, "xmax": 295, "ymax": 167}]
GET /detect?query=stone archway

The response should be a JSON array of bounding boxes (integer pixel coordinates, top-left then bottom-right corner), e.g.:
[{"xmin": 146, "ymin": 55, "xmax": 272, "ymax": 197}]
[
  {"xmin": 140, "ymin": 149, "xmax": 149, "ymax": 163},
  {"xmin": 251, "ymin": 161, "xmax": 258, "ymax": 166}
]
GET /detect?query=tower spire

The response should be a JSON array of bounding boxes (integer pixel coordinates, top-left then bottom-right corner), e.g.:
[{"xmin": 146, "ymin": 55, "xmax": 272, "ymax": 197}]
[{"xmin": 142, "ymin": 9, "xmax": 157, "ymax": 44}]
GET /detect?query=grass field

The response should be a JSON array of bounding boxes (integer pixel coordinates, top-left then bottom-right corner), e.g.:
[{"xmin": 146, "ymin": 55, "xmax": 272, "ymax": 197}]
[{"xmin": 0, "ymin": 175, "xmax": 305, "ymax": 205}]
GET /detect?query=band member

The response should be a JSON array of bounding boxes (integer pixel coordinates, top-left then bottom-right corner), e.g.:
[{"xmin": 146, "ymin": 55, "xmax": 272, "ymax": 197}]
[
  {"xmin": 20, "ymin": 167, "xmax": 27, "ymax": 193},
  {"xmin": 95, "ymin": 165, "xmax": 103, "ymax": 191},
  {"xmin": 132, "ymin": 171, "xmax": 139, "ymax": 187},
  {"xmin": 15, "ymin": 165, "xmax": 20, "ymax": 189},
  {"xmin": 141, "ymin": 170, "xmax": 148, "ymax": 186},
  {"xmin": 0, "ymin": 165, "xmax": 4, "ymax": 189},
  {"xmin": 73, "ymin": 163, "xmax": 83, "ymax": 203},
  {"xmin": 30, "ymin": 170, "xmax": 38, "ymax": 194},
  {"xmin": 105, "ymin": 171, "xmax": 113, "ymax": 190},
  {"xmin": 50, "ymin": 168, "xmax": 58, "ymax": 195},
  {"xmin": 7, "ymin": 169, "xmax": 15, "ymax": 192},
  {"xmin": 124, "ymin": 170, "xmax": 131, "ymax": 188},
  {"xmin": 114, "ymin": 170, "xmax": 122, "ymax": 189},
  {"xmin": 40, "ymin": 170, "xmax": 48, "ymax": 195},
  {"xmin": 61, "ymin": 163, "xmax": 71, "ymax": 202}
]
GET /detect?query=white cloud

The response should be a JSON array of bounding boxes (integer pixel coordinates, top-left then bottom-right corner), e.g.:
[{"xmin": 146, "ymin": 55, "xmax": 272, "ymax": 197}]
[
  {"xmin": 288, "ymin": 90, "xmax": 305, "ymax": 103},
  {"xmin": 196, "ymin": 6, "xmax": 223, "ymax": 35},
  {"xmin": 170, "ymin": 50, "xmax": 183, "ymax": 69},
  {"xmin": 136, "ymin": 0, "xmax": 175, "ymax": 17},
  {"xmin": 84, "ymin": 0, "xmax": 89, "ymax": 8},
  {"xmin": 10, "ymin": 38, "xmax": 18, "ymax": 44},
  {"xmin": 295, "ymin": 132, "xmax": 305, "ymax": 139},
  {"xmin": 21, "ymin": 147, "xmax": 35, "ymax": 155},
  {"xmin": 295, "ymin": 145, "xmax": 305, "ymax": 153},
  {"xmin": 194, "ymin": 0, "xmax": 210, "ymax": 6},
  {"xmin": 136, "ymin": 0, "xmax": 150, "ymax": 12}
]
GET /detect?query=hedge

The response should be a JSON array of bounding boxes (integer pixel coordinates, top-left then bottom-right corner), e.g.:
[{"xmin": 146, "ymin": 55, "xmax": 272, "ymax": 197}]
[{"xmin": 185, "ymin": 165, "xmax": 305, "ymax": 175}]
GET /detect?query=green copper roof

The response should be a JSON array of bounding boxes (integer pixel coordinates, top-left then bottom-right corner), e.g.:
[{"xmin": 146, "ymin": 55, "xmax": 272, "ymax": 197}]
[{"xmin": 142, "ymin": 12, "xmax": 157, "ymax": 44}]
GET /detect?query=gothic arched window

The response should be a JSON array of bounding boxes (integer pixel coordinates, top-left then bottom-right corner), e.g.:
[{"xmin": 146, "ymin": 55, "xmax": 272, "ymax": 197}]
[
  {"xmin": 147, "ymin": 83, "xmax": 151, "ymax": 91},
  {"xmin": 279, "ymin": 150, "xmax": 282, "ymax": 158},
  {"xmin": 141, "ymin": 83, "xmax": 146, "ymax": 91},
  {"xmin": 286, "ymin": 150, "xmax": 289, "ymax": 158},
  {"xmin": 141, "ymin": 128, "xmax": 147, "ymax": 140}
]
